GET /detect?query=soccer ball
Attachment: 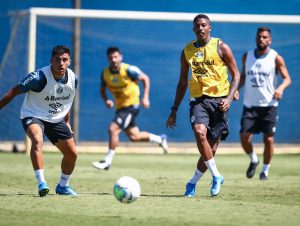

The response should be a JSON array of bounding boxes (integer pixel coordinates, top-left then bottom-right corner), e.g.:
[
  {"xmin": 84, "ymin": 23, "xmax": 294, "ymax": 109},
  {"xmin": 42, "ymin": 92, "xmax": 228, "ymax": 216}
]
[{"xmin": 113, "ymin": 176, "xmax": 141, "ymax": 203}]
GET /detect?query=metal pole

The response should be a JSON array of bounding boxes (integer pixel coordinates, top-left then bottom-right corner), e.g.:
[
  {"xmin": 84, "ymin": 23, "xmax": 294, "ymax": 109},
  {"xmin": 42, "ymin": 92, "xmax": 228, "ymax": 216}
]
[
  {"xmin": 72, "ymin": 0, "xmax": 81, "ymax": 142},
  {"xmin": 25, "ymin": 10, "xmax": 37, "ymax": 155}
]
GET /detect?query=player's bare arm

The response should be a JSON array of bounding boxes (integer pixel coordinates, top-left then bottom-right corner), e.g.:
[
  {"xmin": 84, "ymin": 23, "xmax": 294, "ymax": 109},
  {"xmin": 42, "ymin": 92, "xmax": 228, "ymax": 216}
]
[
  {"xmin": 139, "ymin": 73, "xmax": 150, "ymax": 109},
  {"xmin": 234, "ymin": 52, "xmax": 247, "ymax": 100},
  {"xmin": 218, "ymin": 42, "xmax": 240, "ymax": 112},
  {"xmin": 239, "ymin": 53, "xmax": 247, "ymax": 89},
  {"xmin": 166, "ymin": 50, "xmax": 189, "ymax": 129},
  {"xmin": 0, "ymin": 85, "xmax": 23, "ymax": 110},
  {"xmin": 100, "ymin": 84, "xmax": 114, "ymax": 108},
  {"xmin": 274, "ymin": 54, "xmax": 292, "ymax": 100}
]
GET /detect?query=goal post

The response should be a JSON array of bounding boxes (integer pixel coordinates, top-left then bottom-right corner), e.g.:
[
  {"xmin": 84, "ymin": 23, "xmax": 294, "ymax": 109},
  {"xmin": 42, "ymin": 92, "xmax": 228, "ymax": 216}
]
[
  {"xmin": 24, "ymin": 7, "xmax": 300, "ymax": 22},
  {"xmin": 0, "ymin": 8, "xmax": 300, "ymax": 153}
]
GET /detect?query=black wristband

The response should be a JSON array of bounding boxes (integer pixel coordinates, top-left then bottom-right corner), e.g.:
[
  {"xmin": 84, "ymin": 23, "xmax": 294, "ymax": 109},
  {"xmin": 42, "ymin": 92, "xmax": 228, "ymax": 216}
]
[{"xmin": 171, "ymin": 106, "xmax": 178, "ymax": 111}]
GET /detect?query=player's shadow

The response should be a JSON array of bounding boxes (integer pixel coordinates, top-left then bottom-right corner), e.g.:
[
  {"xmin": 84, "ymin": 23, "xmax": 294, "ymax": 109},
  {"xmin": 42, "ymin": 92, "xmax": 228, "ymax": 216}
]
[
  {"xmin": 77, "ymin": 192, "xmax": 184, "ymax": 198},
  {"xmin": 141, "ymin": 194, "xmax": 184, "ymax": 198},
  {"xmin": 0, "ymin": 192, "xmax": 184, "ymax": 198},
  {"xmin": 0, "ymin": 193, "xmax": 55, "ymax": 197}
]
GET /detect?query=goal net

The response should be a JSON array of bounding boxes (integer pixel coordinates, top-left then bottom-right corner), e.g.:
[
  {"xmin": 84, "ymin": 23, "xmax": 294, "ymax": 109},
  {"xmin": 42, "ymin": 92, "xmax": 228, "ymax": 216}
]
[{"xmin": 1, "ymin": 8, "xmax": 299, "ymax": 145}]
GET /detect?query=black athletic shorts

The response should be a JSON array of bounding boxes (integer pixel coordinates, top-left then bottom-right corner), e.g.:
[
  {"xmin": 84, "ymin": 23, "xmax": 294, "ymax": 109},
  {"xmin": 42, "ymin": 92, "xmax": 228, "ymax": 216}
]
[
  {"xmin": 240, "ymin": 106, "xmax": 278, "ymax": 134},
  {"xmin": 190, "ymin": 95, "xmax": 229, "ymax": 141},
  {"xmin": 113, "ymin": 105, "xmax": 139, "ymax": 130},
  {"xmin": 21, "ymin": 117, "xmax": 73, "ymax": 144}
]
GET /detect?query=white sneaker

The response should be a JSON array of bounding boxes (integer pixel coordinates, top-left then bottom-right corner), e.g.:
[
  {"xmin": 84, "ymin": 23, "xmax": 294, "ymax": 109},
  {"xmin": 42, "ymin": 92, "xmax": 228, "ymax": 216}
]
[
  {"xmin": 159, "ymin": 134, "xmax": 168, "ymax": 154},
  {"xmin": 92, "ymin": 160, "xmax": 111, "ymax": 170}
]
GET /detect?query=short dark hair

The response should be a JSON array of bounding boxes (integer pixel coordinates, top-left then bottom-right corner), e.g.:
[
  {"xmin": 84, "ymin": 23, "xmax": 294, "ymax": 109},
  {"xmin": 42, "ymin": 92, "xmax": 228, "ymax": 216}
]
[
  {"xmin": 51, "ymin": 45, "xmax": 70, "ymax": 57},
  {"xmin": 257, "ymin": 27, "xmax": 271, "ymax": 35},
  {"xmin": 193, "ymin": 14, "xmax": 211, "ymax": 25},
  {"xmin": 106, "ymin": 46, "xmax": 121, "ymax": 56}
]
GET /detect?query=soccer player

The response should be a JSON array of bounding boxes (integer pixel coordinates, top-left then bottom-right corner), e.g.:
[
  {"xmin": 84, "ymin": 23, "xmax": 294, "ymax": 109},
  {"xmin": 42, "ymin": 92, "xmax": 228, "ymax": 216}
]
[
  {"xmin": 166, "ymin": 14, "xmax": 240, "ymax": 197},
  {"xmin": 238, "ymin": 27, "xmax": 291, "ymax": 180},
  {"xmin": 92, "ymin": 46, "xmax": 168, "ymax": 170},
  {"xmin": 0, "ymin": 45, "xmax": 78, "ymax": 196}
]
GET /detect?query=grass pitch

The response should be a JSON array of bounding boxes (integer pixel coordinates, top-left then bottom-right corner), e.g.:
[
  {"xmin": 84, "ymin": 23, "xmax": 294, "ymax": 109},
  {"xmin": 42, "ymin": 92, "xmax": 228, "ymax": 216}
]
[{"xmin": 0, "ymin": 151, "xmax": 299, "ymax": 226}]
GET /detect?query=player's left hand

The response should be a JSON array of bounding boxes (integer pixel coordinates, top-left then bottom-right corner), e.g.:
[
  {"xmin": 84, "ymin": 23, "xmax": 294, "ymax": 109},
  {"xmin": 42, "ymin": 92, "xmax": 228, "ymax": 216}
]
[
  {"xmin": 273, "ymin": 88, "xmax": 283, "ymax": 100},
  {"xmin": 219, "ymin": 98, "xmax": 231, "ymax": 112},
  {"xmin": 141, "ymin": 98, "xmax": 150, "ymax": 109}
]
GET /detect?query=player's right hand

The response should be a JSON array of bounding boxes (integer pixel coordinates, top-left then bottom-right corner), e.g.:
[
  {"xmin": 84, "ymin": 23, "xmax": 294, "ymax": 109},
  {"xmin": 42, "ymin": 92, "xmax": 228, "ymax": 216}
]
[
  {"xmin": 166, "ymin": 112, "xmax": 177, "ymax": 129},
  {"xmin": 105, "ymin": 99, "xmax": 114, "ymax": 108}
]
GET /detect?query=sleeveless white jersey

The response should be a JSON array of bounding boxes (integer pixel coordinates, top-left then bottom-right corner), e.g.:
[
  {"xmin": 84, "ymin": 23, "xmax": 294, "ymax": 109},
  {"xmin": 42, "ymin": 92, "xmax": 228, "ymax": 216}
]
[
  {"xmin": 243, "ymin": 49, "xmax": 278, "ymax": 107},
  {"xmin": 20, "ymin": 65, "xmax": 76, "ymax": 123}
]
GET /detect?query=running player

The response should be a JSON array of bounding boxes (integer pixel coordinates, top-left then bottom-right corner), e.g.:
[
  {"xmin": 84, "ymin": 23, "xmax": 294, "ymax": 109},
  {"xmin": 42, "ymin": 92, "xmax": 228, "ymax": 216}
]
[{"xmin": 92, "ymin": 46, "xmax": 168, "ymax": 170}]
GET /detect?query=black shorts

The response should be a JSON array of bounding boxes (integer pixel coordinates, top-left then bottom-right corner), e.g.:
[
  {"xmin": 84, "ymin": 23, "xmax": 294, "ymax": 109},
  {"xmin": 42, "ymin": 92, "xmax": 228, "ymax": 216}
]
[
  {"xmin": 21, "ymin": 117, "xmax": 73, "ymax": 144},
  {"xmin": 240, "ymin": 106, "xmax": 278, "ymax": 134},
  {"xmin": 113, "ymin": 105, "xmax": 139, "ymax": 130},
  {"xmin": 190, "ymin": 96, "xmax": 229, "ymax": 141}
]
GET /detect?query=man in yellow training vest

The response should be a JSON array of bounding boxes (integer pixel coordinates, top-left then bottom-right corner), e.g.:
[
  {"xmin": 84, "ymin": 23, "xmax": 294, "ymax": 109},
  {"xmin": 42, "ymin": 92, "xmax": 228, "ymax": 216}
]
[
  {"xmin": 166, "ymin": 14, "xmax": 240, "ymax": 197},
  {"xmin": 92, "ymin": 47, "xmax": 168, "ymax": 170}
]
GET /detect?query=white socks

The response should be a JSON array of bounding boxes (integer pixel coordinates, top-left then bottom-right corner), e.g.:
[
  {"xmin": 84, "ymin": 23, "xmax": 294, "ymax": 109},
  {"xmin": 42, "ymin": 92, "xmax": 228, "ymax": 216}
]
[
  {"xmin": 261, "ymin": 164, "xmax": 270, "ymax": 176},
  {"xmin": 188, "ymin": 169, "xmax": 204, "ymax": 184},
  {"xmin": 59, "ymin": 172, "xmax": 71, "ymax": 187},
  {"xmin": 248, "ymin": 151, "xmax": 259, "ymax": 163},
  {"xmin": 204, "ymin": 158, "xmax": 221, "ymax": 177},
  {"xmin": 35, "ymin": 169, "xmax": 72, "ymax": 187},
  {"xmin": 149, "ymin": 134, "xmax": 162, "ymax": 144},
  {"xmin": 104, "ymin": 149, "xmax": 115, "ymax": 164},
  {"xmin": 34, "ymin": 169, "xmax": 46, "ymax": 185}
]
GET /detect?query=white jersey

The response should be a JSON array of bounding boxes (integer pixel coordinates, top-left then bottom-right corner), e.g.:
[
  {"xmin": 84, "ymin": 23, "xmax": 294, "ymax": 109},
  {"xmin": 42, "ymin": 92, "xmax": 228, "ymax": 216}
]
[
  {"xmin": 20, "ymin": 65, "xmax": 76, "ymax": 123},
  {"xmin": 243, "ymin": 49, "xmax": 278, "ymax": 107}
]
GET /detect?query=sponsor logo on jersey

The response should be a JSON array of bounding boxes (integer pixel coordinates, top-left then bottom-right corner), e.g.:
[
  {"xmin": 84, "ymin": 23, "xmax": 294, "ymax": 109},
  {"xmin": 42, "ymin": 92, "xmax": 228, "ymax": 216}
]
[
  {"xmin": 255, "ymin": 63, "xmax": 262, "ymax": 69},
  {"xmin": 190, "ymin": 115, "xmax": 195, "ymax": 123},
  {"xmin": 56, "ymin": 86, "xmax": 63, "ymax": 94},
  {"xmin": 49, "ymin": 103, "xmax": 63, "ymax": 114},
  {"xmin": 21, "ymin": 72, "xmax": 39, "ymax": 86},
  {"xmin": 49, "ymin": 102, "xmax": 62, "ymax": 112},
  {"xmin": 192, "ymin": 59, "xmax": 214, "ymax": 67},
  {"xmin": 193, "ymin": 68, "xmax": 209, "ymax": 78},
  {"xmin": 44, "ymin": 94, "xmax": 70, "ymax": 101},
  {"xmin": 195, "ymin": 51, "xmax": 204, "ymax": 58},
  {"xmin": 26, "ymin": 119, "xmax": 33, "ymax": 125},
  {"xmin": 250, "ymin": 77, "xmax": 264, "ymax": 87},
  {"xmin": 247, "ymin": 70, "xmax": 270, "ymax": 77}
]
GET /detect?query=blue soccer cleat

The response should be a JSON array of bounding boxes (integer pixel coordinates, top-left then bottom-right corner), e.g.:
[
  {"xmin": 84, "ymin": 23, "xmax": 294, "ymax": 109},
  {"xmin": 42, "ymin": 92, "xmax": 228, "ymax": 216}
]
[
  {"xmin": 38, "ymin": 182, "xmax": 49, "ymax": 197},
  {"xmin": 184, "ymin": 183, "xmax": 196, "ymax": 197},
  {"xmin": 55, "ymin": 184, "xmax": 78, "ymax": 196},
  {"xmin": 210, "ymin": 175, "xmax": 224, "ymax": 196}
]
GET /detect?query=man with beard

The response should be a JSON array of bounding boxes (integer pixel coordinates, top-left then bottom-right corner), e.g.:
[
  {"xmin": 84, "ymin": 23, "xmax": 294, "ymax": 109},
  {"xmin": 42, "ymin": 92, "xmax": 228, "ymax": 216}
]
[
  {"xmin": 238, "ymin": 27, "xmax": 291, "ymax": 180},
  {"xmin": 166, "ymin": 14, "xmax": 240, "ymax": 197},
  {"xmin": 92, "ymin": 46, "xmax": 168, "ymax": 171}
]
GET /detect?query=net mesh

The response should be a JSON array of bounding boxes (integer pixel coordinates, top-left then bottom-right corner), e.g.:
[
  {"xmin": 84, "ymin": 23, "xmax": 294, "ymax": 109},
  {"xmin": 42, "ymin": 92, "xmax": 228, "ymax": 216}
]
[{"xmin": 0, "ymin": 13, "xmax": 299, "ymax": 142}]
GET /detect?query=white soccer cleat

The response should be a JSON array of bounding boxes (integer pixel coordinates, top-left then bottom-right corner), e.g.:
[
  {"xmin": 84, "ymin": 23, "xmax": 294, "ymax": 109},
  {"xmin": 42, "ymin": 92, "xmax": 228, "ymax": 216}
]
[
  {"xmin": 159, "ymin": 134, "xmax": 168, "ymax": 154},
  {"xmin": 92, "ymin": 160, "xmax": 111, "ymax": 170}
]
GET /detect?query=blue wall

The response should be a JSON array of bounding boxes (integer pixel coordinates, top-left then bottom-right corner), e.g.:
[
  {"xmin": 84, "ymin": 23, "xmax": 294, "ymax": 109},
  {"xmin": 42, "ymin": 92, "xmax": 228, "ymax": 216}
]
[{"xmin": 0, "ymin": 0, "xmax": 299, "ymax": 143}]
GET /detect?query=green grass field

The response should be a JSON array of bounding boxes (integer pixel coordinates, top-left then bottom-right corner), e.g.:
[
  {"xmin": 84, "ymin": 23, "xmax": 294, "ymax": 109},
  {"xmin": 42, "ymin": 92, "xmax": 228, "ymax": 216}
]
[{"xmin": 0, "ymin": 151, "xmax": 299, "ymax": 226}]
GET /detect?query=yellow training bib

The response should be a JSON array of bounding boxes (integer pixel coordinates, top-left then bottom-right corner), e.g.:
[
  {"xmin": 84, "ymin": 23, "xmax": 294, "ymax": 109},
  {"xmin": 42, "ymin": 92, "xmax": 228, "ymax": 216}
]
[
  {"xmin": 184, "ymin": 37, "xmax": 230, "ymax": 98},
  {"xmin": 102, "ymin": 63, "xmax": 140, "ymax": 110}
]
